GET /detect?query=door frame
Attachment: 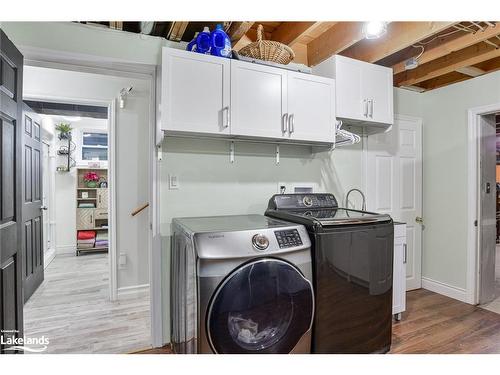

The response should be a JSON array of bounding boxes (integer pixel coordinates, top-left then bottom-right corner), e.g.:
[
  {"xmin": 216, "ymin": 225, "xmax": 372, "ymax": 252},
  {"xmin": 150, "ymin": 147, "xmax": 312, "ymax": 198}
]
[
  {"xmin": 467, "ymin": 103, "xmax": 500, "ymax": 305},
  {"xmin": 19, "ymin": 47, "xmax": 163, "ymax": 348}
]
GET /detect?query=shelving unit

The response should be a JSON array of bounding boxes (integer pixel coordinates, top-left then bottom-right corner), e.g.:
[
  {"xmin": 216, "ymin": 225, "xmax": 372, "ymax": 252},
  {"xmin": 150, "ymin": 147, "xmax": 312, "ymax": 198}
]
[{"xmin": 76, "ymin": 167, "xmax": 109, "ymax": 256}]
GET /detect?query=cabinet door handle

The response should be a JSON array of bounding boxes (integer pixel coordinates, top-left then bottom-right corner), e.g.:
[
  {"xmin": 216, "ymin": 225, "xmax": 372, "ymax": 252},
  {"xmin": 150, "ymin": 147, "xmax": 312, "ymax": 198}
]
[
  {"xmin": 289, "ymin": 114, "xmax": 295, "ymax": 134},
  {"xmin": 282, "ymin": 113, "xmax": 288, "ymax": 134},
  {"xmin": 369, "ymin": 99, "xmax": 374, "ymax": 118},
  {"xmin": 223, "ymin": 106, "xmax": 230, "ymax": 129},
  {"xmin": 363, "ymin": 99, "xmax": 368, "ymax": 117},
  {"xmin": 90, "ymin": 214, "xmax": 93, "ymax": 225},
  {"xmin": 403, "ymin": 243, "xmax": 407, "ymax": 264}
]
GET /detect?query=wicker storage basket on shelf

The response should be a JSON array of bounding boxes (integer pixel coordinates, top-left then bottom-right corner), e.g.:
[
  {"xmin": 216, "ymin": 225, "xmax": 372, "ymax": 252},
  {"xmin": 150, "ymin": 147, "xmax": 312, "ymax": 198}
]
[{"xmin": 238, "ymin": 24, "xmax": 295, "ymax": 65}]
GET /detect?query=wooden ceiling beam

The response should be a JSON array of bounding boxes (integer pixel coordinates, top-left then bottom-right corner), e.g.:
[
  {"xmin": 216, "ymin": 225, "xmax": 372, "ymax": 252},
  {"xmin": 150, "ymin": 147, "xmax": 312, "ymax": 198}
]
[
  {"xmin": 417, "ymin": 71, "xmax": 470, "ymax": 91},
  {"xmin": 227, "ymin": 22, "xmax": 254, "ymax": 43},
  {"xmin": 455, "ymin": 66, "xmax": 486, "ymax": 77},
  {"xmin": 392, "ymin": 23, "xmax": 500, "ymax": 75},
  {"xmin": 341, "ymin": 22, "xmax": 456, "ymax": 63},
  {"xmin": 307, "ymin": 22, "xmax": 365, "ymax": 67},
  {"xmin": 271, "ymin": 22, "xmax": 319, "ymax": 46},
  {"xmin": 167, "ymin": 22, "xmax": 190, "ymax": 42},
  {"xmin": 395, "ymin": 42, "xmax": 500, "ymax": 86}
]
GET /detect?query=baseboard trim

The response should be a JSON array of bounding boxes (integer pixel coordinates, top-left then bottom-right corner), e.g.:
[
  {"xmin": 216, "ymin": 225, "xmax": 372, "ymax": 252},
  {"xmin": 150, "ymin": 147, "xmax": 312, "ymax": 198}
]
[
  {"xmin": 422, "ymin": 277, "xmax": 468, "ymax": 303},
  {"xmin": 56, "ymin": 245, "xmax": 76, "ymax": 255},
  {"xmin": 44, "ymin": 248, "xmax": 56, "ymax": 268},
  {"xmin": 117, "ymin": 283, "xmax": 150, "ymax": 298}
]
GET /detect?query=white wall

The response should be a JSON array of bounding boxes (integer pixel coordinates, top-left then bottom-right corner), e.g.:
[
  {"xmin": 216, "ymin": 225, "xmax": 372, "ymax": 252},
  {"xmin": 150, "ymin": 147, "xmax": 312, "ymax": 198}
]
[
  {"xmin": 24, "ymin": 66, "xmax": 151, "ymax": 291},
  {"xmin": 420, "ymin": 70, "xmax": 500, "ymax": 291}
]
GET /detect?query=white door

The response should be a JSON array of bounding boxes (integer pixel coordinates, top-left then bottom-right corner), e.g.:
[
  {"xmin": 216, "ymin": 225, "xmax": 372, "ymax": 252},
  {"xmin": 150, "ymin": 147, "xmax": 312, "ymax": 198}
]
[
  {"xmin": 334, "ymin": 56, "xmax": 364, "ymax": 121},
  {"xmin": 362, "ymin": 65, "xmax": 393, "ymax": 124},
  {"xmin": 366, "ymin": 115, "xmax": 423, "ymax": 290},
  {"xmin": 230, "ymin": 60, "xmax": 287, "ymax": 139},
  {"xmin": 287, "ymin": 72, "xmax": 335, "ymax": 143},
  {"xmin": 161, "ymin": 48, "xmax": 230, "ymax": 134}
]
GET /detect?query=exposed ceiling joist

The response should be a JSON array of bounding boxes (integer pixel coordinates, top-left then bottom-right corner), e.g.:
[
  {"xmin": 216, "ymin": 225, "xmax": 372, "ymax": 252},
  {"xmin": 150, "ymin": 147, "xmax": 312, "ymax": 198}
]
[
  {"xmin": 341, "ymin": 22, "xmax": 456, "ymax": 63},
  {"xmin": 395, "ymin": 42, "xmax": 500, "ymax": 86},
  {"xmin": 455, "ymin": 66, "xmax": 486, "ymax": 77},
  {"xmin": 271, "ymin": 22, "xmax": 319, "ymax": 46},
  {"xmin": 392, "ymin": 23, "xmax": 500, "ymax": 75},
  {"xmin": 227, "ymin": 22, "xmax": 254, "ymax": 43},
  {"xmin": 307, "ymin": 22, "xmax": 365, "ymax": 67},
  {"xmin": 167, "ymin": 21, "xmax": 190, "ymax": 42}
]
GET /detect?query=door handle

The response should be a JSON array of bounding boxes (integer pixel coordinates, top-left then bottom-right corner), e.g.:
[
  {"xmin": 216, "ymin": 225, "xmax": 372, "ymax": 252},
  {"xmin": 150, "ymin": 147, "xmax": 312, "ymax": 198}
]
[
  {"xmin": 282, "ymin": 113, "xmax": 289, "ymax": 134},
  {"xmin": 40, "ymin": 206, "xmax": 48, "ymax": 211},
  {"xmin": 223, "ymin": 106, "xmax": 230, "ymax": 129},
  {"xmin": 403, "ymin": 243, "xmax": 407, "ymax": 264},
  {"xmin": 369, "ymin": 99, "xmax": 374, "ymax": 118},
  {"xmin": 415, "ymin": 216, "xmax": 423, "ymax": 224},
  {"xmin": 485, "ymin": 182, "xmax": 491, "ymax": 194},
  {"xmin": 289, "ymin": 114, "xmax": 295, "ymax": 134},
  {"xmin": 363, "ymin": 99, "xmax": 368, "ymax": 117}
]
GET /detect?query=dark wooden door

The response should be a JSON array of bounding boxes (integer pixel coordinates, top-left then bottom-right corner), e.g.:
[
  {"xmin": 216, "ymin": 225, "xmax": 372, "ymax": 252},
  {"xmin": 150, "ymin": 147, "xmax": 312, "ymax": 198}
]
[
  {"xmin": 0, "ymin": 28, "xmax": 24, "ymax": 353},
  {"xmin": 22, "ymin": 104, "xmax": 44, "ymax": 302}
]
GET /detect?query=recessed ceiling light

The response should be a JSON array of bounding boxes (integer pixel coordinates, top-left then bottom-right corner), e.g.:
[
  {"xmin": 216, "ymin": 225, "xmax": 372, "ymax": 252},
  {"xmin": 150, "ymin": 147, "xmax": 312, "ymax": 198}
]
[{"xmin": 363, "ymin": 22, "xmax": 388, "ymax": 39}]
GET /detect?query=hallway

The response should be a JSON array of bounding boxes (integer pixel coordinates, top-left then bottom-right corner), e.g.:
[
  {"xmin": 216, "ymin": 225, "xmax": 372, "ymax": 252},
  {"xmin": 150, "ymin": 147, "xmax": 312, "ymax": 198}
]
[{"xmin": 24, "ymin": 254, "xmax": 151, "ymax": 353}]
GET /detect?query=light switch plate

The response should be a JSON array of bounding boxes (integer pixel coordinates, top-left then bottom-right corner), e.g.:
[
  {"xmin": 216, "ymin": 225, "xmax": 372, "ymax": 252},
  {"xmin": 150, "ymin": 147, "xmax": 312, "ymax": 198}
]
[{"xmin": 168, "ymin": 174, "xmax": 179, "ymax": 190}]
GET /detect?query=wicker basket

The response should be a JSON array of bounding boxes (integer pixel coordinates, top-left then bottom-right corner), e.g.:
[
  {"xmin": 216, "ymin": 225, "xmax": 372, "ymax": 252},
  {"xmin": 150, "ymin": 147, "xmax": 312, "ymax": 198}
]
[{"xmin": 238, "ymin": 24, "xmax": 295, "ymax": 65}]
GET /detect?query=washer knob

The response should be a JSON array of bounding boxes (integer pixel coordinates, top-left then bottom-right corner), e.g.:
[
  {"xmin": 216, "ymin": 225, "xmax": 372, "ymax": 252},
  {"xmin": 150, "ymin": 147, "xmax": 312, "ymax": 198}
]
[
  {"xmin": 252, "ymin": 234, "xmax": 269, "ymax": 250},
  {"xmin": 303, "ymin": 196, "xmax": 313, "ymax": 207}
]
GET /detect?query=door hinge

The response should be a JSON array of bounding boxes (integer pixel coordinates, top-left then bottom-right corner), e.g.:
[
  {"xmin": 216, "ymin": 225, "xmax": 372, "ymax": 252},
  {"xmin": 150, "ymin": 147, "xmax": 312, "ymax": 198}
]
[{"xmin": 474, "ymin": 220, "xmax": 478, "ymax": 227}]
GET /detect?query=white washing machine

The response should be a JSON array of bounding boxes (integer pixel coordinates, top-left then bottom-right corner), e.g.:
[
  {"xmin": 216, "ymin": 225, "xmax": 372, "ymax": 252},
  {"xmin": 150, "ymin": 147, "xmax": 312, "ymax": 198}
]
[{"xmin": 171, "ymin": 214, "xmax": 314, "ymax": 354}]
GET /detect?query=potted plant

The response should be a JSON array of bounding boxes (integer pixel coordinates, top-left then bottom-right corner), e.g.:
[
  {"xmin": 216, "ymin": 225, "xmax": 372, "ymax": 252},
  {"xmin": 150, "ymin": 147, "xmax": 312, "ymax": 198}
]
[
  {"xmin": 83, "ymin": 171, "xmax": 100, "ymax": 188},
  {"xmin": 55, "ymin": 122, "xmax": 73, "ymax": 140}
]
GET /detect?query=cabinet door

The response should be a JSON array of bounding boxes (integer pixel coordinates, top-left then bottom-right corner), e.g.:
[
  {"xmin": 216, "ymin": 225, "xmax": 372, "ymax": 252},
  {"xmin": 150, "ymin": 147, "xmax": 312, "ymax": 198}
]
[
  {"xmin": 392, "ymin": 239, "xmax": 405, "ymax": 315},
  {"xmin": 362, "ymin": 64, "xmax": 393, "ymax": 124},
  {"xmin": 96, "ymin": 188, "xmax": 108, "ymax": 208},
  {"xmin": 287, "ymin": 72, "xmax": 335, "ymax": 143},
  {"xmin": 230, "ymin": 60, "xmax": 287, "ymax": 138},
  {"xmin": 77, "ymin": 208, "xmax": 94, "ymax": 230},
  {"xmin": 162, "ymin": 48, "xmax": 230, "ymax": 134},
  {"xmin": 334, "ymin": 56, "xmax": 365, "ymax": 121}
]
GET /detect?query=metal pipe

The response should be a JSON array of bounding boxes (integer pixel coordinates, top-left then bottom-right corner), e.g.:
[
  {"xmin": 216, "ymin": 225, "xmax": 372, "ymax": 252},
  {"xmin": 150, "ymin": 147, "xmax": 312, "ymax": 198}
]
[
  {"xmin": 345, "ymin": 188, "xmax": 367, "ymax": 211},
  {"xmin": 470, "ymin": 21, "xmax": 485, "ymax": 31}
]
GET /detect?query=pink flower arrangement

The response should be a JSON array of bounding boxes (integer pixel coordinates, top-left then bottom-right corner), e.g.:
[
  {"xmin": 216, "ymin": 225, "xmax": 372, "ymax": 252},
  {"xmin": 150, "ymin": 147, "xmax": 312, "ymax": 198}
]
[{"xmin": 83, "ymin": 172, "xmax": 99, "ymax": 182}]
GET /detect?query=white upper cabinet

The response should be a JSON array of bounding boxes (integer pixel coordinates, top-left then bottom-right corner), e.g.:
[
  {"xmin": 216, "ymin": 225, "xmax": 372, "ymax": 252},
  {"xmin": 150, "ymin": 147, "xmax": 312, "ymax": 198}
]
[
  {"xmin": 230, "ymin": 60, "xmax": 287, "ymax": 139},
  {"xmin": 313, "ymin": 54, "xmax": 393, "ymax": 127},
  {"xmin": 161, "ymin": 47, "xmax": 336, "ymax": 144},
  {"xmin": 161, "ymin": 48, "xmax": 230, "ymax": 135},
  {"xmin": 287, "ymin": 72, "xmax": 335, "ymax": 143}
]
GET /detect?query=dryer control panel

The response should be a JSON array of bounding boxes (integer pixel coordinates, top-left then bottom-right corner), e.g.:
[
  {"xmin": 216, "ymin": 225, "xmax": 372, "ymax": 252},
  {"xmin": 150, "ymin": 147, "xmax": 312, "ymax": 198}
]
[{"xmin": 275, "ymin": 229, "xmax": 303, "ymax": 249}]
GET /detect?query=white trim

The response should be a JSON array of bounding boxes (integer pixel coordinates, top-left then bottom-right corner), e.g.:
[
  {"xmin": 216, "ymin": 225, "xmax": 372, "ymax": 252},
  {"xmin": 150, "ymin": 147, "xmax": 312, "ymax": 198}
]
[
  {"xmin": 117, "ymin": 283, "xmax": 150, "ymax": 297},
  {"xmin": 421, "ymin": 277, "xmax": 468, "ymax": 303},
  {"xmin": 108, "ymin": 100, "xmax": 118, "ymax": 302},
  {"xmin": 44, "ymin": 247, "xmax": 56, "ymax": 268},
  {"xmin": 466, "ymin": 103, "xmax": 500, "ymax": 305},
  {"xmin": 56, "ymin": 245, "xmax": 76, "ymax": 255},
  {"xmin": 23, "ymin": 48, "xmax": 163, "ymax": 348}
]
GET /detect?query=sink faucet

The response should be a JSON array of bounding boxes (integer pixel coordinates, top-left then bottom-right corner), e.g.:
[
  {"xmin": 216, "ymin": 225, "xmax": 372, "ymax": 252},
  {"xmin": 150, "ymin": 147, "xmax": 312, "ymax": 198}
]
[{"xmin": 345, "ymin": 188, "xmax": 366, "ymax": 211}]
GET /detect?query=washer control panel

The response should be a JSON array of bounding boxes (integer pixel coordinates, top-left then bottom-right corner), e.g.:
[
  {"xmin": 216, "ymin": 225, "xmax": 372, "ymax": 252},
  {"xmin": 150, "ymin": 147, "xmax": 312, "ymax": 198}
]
[
  {"xmin": 274, "ymin": 229, "xmax": 303, "ymax": 249},
  {"xmin": 269, "ymin": 193, "xmax": 338, "ymax": 210}
]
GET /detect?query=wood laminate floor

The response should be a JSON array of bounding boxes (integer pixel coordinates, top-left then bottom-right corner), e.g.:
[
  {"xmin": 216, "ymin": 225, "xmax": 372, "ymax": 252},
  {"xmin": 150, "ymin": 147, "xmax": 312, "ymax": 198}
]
[
  {"xmin": 138, "ymin": 289, "xmax": 500, "ymax": 354},
  {"xmin": 24, "ymin": 253, "xmax": 151, "ymax": 354},
  {"xmin": 479, "ymin": 245, "xmax": 500, "ymax": 314}
]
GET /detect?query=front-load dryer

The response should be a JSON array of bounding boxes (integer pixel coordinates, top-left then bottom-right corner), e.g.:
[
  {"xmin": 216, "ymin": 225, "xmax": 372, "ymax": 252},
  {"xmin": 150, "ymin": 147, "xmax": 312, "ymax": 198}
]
[{"xmin": 171, "ymin": 214, "xmax": 314, "ymax": 354}]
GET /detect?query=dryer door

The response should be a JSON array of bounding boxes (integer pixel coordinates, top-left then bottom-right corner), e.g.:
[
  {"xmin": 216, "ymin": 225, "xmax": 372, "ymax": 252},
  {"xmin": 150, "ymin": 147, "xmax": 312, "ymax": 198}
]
[{"xmin": 207, "ymin": 258, "xmax": 314, "ymax": 354}]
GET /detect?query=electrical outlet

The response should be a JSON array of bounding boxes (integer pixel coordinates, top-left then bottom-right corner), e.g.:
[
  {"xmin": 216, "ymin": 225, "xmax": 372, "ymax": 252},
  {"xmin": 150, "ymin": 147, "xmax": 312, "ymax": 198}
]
[{"xmin": 168, "ymin": 174, "xmax": 179, "ymax": 190}]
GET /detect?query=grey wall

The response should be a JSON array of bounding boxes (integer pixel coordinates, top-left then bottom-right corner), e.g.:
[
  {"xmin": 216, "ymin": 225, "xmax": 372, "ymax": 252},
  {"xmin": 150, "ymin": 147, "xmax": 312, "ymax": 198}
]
[{"xmin": 420, "ymin": 70, "xmax": 500, "ymax": 289}]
